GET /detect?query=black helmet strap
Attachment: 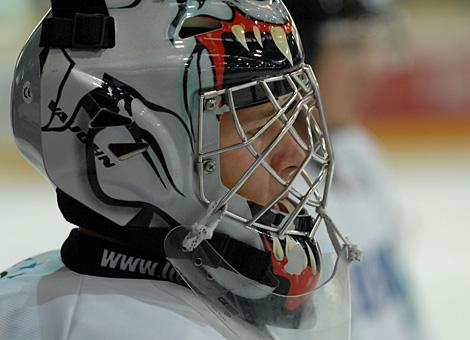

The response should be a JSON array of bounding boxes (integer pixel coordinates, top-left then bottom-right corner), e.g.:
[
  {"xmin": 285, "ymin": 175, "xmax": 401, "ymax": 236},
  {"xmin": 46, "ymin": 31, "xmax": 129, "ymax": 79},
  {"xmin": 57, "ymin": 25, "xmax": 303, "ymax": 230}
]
[{"xmin": 40, "ymin": 0, "xmax": 115, "ymax": 49}]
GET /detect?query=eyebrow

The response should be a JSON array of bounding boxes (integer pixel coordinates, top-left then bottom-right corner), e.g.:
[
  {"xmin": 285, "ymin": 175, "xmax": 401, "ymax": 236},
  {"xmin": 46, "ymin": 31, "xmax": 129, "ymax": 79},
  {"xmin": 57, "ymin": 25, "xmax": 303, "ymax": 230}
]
[{"xmin": 237, "ymin": 102, "xmax": 275, "ymax": 125}]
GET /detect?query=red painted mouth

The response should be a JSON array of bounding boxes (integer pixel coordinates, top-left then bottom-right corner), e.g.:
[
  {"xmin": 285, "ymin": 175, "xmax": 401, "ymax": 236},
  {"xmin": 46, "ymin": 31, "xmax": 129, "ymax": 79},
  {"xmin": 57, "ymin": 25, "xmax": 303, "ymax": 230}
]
[
  {"xmin": 194, "ymin": 10, "xmax": 294, "ymax": 90},
  {"xmin": 262, "ymin": 235, "xmax": 320, "ymax": 311}
]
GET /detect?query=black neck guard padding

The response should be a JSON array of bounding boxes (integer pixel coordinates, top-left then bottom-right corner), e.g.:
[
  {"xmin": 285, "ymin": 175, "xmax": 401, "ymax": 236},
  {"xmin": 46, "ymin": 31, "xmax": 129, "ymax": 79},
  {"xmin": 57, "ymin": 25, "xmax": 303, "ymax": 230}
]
[
  {"xmin": 56, "ymin": 189, "xmax": 172, "ymax": 257},
  {"xmin": 56, "ymin": 189, "xmax": 275, "ymax": 286}
]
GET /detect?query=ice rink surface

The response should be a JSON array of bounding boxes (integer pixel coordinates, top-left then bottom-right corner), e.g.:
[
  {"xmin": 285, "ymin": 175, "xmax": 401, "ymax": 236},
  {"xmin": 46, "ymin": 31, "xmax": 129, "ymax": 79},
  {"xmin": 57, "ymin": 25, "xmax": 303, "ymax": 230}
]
[{"xmin": 1, "ymin": 138, "xmax": 469, "ymax": 340}]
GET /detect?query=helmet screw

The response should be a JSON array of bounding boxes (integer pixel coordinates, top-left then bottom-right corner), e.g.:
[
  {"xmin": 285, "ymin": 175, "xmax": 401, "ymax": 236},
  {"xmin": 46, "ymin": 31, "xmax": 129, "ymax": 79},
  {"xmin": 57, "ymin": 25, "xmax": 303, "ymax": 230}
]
[
  {"xmin": 205, "ymin": 98, "xmax": 217, "ymax": 111},
  {"xmin": 203, "ymin": 159, "xmax": 216, "ymax": 174}
]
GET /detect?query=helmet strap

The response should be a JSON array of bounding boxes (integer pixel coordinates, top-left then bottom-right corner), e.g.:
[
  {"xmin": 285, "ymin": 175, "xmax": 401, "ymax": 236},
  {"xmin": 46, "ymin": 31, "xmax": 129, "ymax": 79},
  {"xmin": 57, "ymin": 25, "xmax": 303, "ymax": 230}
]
[{"xmin": 40, "ymin": 0, "xmax": 115, "ymax": 49}]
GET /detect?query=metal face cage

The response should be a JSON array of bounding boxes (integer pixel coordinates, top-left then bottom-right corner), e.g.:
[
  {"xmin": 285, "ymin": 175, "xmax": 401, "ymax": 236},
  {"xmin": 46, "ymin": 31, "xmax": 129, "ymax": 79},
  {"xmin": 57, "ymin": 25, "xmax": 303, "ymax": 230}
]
[{"xmin": 197, "ymin": 64, "xmax": 335, "ymax": 239}]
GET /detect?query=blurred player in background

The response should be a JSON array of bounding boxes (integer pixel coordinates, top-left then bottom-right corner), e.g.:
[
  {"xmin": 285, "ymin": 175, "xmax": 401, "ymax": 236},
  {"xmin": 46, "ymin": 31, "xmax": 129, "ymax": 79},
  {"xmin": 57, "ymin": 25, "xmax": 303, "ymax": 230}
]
[{"xmin": 284, "ymin": 0, "xmax": 426, "ymax": 339}]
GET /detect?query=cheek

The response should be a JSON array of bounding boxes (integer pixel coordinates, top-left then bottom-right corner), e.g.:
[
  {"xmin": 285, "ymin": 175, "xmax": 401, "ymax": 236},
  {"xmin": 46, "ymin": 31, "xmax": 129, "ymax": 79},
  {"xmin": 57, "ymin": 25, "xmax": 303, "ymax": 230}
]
[
  {"xmin": 220, "ymin": 147, "xmax": 260, "ymax": 188},
  {"xmin": 218, "ymin": 114, "xmax": 280, "ymax": 205},
  {"xmin": 219, "ymin": 142, "xmax": 274, "ymax": 203},
  {"xmin": 219, "ymin": 118, "xmax": 266, "ymax": 187},
  {"xmin": 219, "ymin": 116, "xmax": 244, "ymax": 188},
  {"xmin": 220, "ymin": 149, "xmax": 243, "ymax": 188}
]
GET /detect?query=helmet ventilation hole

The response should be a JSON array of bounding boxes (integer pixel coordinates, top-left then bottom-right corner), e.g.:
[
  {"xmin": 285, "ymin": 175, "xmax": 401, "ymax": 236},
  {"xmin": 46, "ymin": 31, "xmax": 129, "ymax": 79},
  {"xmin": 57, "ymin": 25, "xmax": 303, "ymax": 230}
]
[
  {"xmin": 179, "ymin": 17, "xmax": 222, "ymax": 39},
  {"xmin": 109, "ymin": 143, "xmax": 149, "ymax": 161}
]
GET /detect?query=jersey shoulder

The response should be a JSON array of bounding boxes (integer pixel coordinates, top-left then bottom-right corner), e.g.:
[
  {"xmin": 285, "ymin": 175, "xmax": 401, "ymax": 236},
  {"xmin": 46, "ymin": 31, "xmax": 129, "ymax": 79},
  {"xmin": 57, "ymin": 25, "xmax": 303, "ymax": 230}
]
[
  {"xmin": 0, "ymin": 252, "xmax": 237, "ymax": 340},
  {"xmin": 1, "ymin": 250, "xmax": 64, "ymax": 281},
  {"xmin": 0, "ymin": 251, "xmax": 66, "ymax": 340}
]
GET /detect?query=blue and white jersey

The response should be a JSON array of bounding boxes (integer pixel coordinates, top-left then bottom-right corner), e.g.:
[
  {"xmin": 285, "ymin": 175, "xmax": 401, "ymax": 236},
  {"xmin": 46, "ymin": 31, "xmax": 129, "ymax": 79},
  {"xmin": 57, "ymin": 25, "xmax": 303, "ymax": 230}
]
[
  {"xmin": 0, "ymin": 251, "xmax": 262, "ymax": 340},
  {"xmin": 325, "ymin": 125, "xmax": 425, "ymax": 340}
]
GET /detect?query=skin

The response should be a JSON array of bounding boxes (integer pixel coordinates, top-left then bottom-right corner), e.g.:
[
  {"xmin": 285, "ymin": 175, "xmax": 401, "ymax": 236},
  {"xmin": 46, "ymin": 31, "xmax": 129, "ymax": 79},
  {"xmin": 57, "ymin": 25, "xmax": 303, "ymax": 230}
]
[
  {"xmin": 219, "ymin": 101, "xmax": 306, "ymax": 207},
  {"xmin": 218, "ymin": 20, "xmax": 393, "ymax": 207},
  {"xmin": 313, "ymin": 22, "xmax": 389, "ymax": 128}
]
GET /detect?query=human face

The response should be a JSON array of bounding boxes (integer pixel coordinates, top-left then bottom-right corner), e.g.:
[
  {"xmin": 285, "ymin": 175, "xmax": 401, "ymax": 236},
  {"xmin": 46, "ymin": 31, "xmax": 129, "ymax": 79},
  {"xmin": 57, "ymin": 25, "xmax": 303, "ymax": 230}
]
[
  {"xmin": 218, "ymin": 101, "xmax": 306, "ymax": 210},
  {"xmin": 314, "ymin": 22, "xmax": 389, "ymax": 127}
]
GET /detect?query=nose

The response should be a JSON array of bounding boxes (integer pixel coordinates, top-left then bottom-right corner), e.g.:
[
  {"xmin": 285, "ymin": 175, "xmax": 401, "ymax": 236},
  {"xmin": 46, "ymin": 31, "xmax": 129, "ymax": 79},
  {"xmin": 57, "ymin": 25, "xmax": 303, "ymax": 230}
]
[{"xmin": 269, "ymin": 122, "xmax": 306, "ymax": 181}]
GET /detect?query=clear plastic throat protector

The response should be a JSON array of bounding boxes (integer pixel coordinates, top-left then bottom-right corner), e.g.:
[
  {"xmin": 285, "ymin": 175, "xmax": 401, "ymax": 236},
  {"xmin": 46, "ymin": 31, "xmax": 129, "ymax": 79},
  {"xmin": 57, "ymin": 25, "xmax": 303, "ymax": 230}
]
[{"xmin": 165, "ymin": 224, "xmax": 354, "ymax": 340}]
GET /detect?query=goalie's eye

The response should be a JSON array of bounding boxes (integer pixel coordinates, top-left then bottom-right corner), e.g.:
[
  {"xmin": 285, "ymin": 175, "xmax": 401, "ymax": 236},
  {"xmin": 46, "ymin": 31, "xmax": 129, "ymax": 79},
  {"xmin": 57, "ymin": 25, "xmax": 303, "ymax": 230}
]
[{"xmin": 246, "ymin": 126, "xmax": 263, "ymax": 137}]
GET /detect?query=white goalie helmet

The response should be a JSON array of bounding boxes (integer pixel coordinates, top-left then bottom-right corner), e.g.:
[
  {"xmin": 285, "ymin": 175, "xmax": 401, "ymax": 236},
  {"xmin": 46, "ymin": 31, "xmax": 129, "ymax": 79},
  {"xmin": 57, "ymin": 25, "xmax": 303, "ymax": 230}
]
[{"xmin": 11, "ymin": 0, "xmax": 359, "ymax": 338}]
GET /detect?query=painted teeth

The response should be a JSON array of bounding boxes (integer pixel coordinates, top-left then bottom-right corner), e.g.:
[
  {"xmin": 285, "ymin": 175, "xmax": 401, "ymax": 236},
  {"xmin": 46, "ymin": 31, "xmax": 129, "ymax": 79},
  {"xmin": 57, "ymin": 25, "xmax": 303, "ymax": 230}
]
[
  {"xmin": 285, "ymin": 235, "xmax": 295, "ymax": 255},
  {"xmin": 232, "ymin": 25, "xmax": 249, "ymax": 51},
  {"xmin": 271, "ymin": 26, "xmax": 293, "ymax": 65},
  {"xmin": 273, "ymin": 237, "xmax": 284, "ymax": 261},
  {"xmin": 278, "ymin": 199, "xmax": 295, "ymax": 213},
  {"xmin": 253, "ymin": 26, "xmax": 263, "ymax": 47},
  {"xmin": 285, "ymin": 236, "xmax": 308, "ymax": 271},
  {"xmin": 230, "ymin": 25, "xmax": 294, "ymax": 66}
]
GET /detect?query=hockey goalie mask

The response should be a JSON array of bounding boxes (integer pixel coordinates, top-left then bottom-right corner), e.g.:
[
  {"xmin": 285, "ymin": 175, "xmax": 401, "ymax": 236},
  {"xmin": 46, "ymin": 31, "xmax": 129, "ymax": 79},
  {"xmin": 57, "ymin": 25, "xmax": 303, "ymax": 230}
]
[{"xmin": 11, "ymin": 1, "xmax": 359, "ymax": 339}]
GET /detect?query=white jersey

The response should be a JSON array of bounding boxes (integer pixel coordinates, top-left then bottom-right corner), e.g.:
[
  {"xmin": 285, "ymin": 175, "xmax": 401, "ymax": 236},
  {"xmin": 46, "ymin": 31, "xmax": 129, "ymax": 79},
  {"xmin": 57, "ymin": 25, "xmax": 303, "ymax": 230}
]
[
  {"xmin": 325, "ymin": 125, "xmax": 424, "ymax": 340},
  {"xmin": 0, "ymin": 251, "xmax": 266, "ymax": 340}
]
